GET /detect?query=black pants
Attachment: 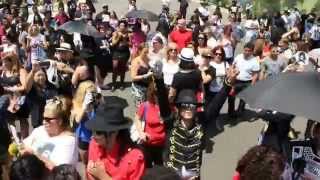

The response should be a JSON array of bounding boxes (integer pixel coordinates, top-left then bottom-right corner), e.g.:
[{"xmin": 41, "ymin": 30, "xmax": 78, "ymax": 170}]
[
  {"xmin": 142, "ymin": 145, "xmax": 164, "ymax": 168},
  {"xmin": 228, "ymin": 80, "xmax": 251, "ymax": 114}
]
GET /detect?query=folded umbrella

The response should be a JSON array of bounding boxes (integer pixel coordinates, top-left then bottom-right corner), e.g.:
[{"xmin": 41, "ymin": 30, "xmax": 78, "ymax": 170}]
[
  {"xmin": 58, "ymin": 20, "xmax": 103, "ymax": 38},
  {"xmin": 126, "ymin": 9, "xmax": 159, "ymax": 21},
  {"xmin": 238, "ymin": 72, "xmax": 320, "ymax": 121}
]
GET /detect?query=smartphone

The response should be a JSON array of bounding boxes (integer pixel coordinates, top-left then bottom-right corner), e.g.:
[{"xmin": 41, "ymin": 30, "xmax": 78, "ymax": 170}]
[{"xmin": 38, "ymin": 61, "xmax": 51, "ymax": 69}]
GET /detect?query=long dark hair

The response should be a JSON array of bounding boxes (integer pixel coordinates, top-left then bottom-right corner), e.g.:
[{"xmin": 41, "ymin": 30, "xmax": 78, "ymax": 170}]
[
  {"xmin": 212, "ymin": 46, "xmax": 226, "ymax": 61},
  {"xmin": 103, "ymin": 129, "xmax": 136, "ymax": 165}
]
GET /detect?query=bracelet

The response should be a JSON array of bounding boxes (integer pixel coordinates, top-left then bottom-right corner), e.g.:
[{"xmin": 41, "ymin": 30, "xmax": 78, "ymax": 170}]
[{"xmin": 225, "ymin": 78, "xmax": 232, "ymax": 87}]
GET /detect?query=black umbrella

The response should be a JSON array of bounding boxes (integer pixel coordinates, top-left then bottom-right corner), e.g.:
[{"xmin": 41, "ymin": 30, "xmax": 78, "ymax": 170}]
[
  {"xmin": 58, "ymin": 20, "xmax": 103, "ymax": 38},
  {"xmin": 238, "ymin": 72, "xmax": 320, "ymax": 121},
  {"xmin": 126, "ymin": 10, "xmax": 159, "ymax": 21}
]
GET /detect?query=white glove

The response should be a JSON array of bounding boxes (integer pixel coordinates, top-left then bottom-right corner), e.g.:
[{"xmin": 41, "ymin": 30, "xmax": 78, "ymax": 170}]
[{"xmin": 82, "ymin": 92, "xmax": 94, "ymax": 110}]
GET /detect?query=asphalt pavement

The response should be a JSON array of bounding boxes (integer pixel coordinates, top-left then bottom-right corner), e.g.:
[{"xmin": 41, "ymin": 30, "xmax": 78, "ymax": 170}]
[{"xmin": 94, "ymin": 0, "xmax": 307, "ymax": 179}]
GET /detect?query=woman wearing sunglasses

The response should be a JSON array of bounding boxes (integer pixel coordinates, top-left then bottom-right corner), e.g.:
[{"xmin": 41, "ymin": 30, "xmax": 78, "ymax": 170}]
[
  {"xmin": 154, "ymin": 63, "xmax": 239, "ymax": 179},
  {"xmin": 21, "ymin": 96, "xmax": 78, "ymax": 170},
  {"xmin": 85, "ymin": 103, "xmax": 145, "ymax": 180},
  {"xmin": 162, "ymin": 42, "xmax": 180, "ymax": 88}
]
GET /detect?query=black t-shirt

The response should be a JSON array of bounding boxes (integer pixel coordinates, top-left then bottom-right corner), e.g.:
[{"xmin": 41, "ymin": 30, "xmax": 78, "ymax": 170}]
[
  {"xmin": 172, "ymin": 70, "xmax": 202, "ymax": 96},
  {"xmin": 27, "ymin": 85, "xmax": 57, "ymax": 127}
]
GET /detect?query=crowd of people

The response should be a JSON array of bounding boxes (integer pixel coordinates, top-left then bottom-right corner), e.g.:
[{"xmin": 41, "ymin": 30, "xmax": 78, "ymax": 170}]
[{"xmin": 0, "ymin": 0, "xmax": 319, "ymax": 179}]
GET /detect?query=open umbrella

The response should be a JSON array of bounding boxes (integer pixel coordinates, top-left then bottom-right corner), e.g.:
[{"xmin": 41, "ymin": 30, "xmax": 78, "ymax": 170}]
[
  {"xmin": 126, "ymin": 9, "xmax": 159, "ymax": 21},
  {"xmin": 58, "ymin": 20, "xmax": 103, "ymax": 38},
  {"xmin": 238, "ymin": 72, "xmax": 320, "ymax": 121}
]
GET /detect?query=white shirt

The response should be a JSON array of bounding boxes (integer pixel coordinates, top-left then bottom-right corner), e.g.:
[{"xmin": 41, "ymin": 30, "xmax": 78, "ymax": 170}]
[
  {"xmin": 162, "ymin": 59, "xmax": 179, "ymax": 86},
  {"xmin": 24, "ymin": 126, "xmax": 78, "ymax": 166},
  {"xmin": 221, "ymin": 39, "xmax": 234, "ymax": 59},
  {"xmin": 148, "ymin": 48, "xmax": 165, "ymax": 68},
  {"xmin": 162, "ymin": 0, "xmax": 171, "ymax": 6},
  {"xmin": 210, "ymin": 61, "xmax": 229, "ymax": 92},
  {"xmin": 309, "ymin": 25, "xmax": 320, "ymax": 41},
  {"xmin": 28, "ymin": 34, "xmax": 47, "ymax": 61},
  {"xmin": 207, "ymin": 37, "xmax": 219, "ymax": 49},
  {"xmin": 234, "ymin": 54, "xmax": 260, "ymax": 81}
]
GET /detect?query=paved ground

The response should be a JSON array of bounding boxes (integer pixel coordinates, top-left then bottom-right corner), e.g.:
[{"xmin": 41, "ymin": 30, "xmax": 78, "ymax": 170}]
[{"xmin": 93, "ymin": 0, "xmax": 307, "ymax": 179}]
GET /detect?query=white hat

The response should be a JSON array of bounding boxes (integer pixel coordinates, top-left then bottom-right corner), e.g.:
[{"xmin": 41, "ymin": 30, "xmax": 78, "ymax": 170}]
[
  {"xmin": 178, "ymin": 48, "xmax": 195, "ymax": 62},
  {"xmin": 244, "ymin": 20, "xmax": 259, "ymax": 29},
  {"xmin": 56, "ymin": 42, "xmax": 73, "ymax": 52}
]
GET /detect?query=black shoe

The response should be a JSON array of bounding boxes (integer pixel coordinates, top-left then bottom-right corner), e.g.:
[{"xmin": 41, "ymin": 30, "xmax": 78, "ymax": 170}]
[
  {"xmin": 100, "ymin": 84, "xmax": 111, "ymax": 90},
  {"xmin": 228, "ymin": 112, "xmax": 238, "ymax": 119}
]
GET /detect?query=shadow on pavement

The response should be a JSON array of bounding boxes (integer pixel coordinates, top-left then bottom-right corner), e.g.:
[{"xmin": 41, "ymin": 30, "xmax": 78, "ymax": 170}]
[{"xmin": 203, "ymin": 109, "xmax": 259, "ymax": 153}]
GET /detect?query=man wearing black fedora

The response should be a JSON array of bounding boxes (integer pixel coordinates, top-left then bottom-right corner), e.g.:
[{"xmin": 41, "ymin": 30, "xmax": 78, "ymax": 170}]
[
  {"xmin": 153, "ymin": 62, "xmax": 239, "ymax": 179},
  {"xmin": 85, "ymin": 102, "xmax": 145, "ymax": 180}
]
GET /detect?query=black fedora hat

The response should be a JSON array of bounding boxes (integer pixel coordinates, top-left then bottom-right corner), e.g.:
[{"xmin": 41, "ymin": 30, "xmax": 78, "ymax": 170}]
[
  {"xmin": 175, "ymin": 89, "xmax": 201, "ymax": 106},
  {"xmin": 85, "ymin": 106, "xmax": 131, "ymax": 132}
]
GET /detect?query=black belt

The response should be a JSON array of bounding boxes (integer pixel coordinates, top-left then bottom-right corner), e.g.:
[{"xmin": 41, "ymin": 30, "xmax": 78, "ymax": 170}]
[{"xmin": 236, "ymin": 80, "xmax": 252, "ymax": 83}]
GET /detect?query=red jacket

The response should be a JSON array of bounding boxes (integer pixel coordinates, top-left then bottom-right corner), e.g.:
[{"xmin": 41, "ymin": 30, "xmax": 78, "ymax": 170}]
[{"xmin": 87, "ymin": 139, "xmax": 145, "ymax": 180}]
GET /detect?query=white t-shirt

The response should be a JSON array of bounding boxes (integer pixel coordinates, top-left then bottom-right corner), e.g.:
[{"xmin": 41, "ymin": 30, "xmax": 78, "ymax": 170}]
[
  {"xmin": 148, "ymin": 48, "xmax": 165, "ymax": 68},
  {"xmin": 207, "ymin": 37, "xmax": 219, "ymax": 49},
  {"xmin": 24, "ymin": 126, "xmax": 78, "ymax": 166},
  {"xmin": 162, "ymin": 59, "xmax": 180, "ymax": 86},
  {"xmin": 221, "ymin": 39, "xmax": 234, "ymax": 59},
  {"xmin": 209, "ymin": 61, "xmax": 229, "ymax": 92},
  {"xmin": 234, "ymin": 54, "xmax": 260, "ymax": 81},
  {"xmin": 28, "ymin": 34, "xmax": 47, "ymax": 61},
  {"xmin": 309, "ymin": 25, "xmax": 320, "ymax": 41}
]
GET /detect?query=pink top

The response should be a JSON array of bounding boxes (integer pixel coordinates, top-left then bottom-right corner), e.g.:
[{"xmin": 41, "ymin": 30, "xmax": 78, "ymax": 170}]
[{"xmin": 130, "ymin": 31, "xmax": 146, "ymax": 55}]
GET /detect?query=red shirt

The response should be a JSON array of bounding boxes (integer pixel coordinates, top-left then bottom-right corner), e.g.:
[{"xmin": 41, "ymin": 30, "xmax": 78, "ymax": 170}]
[
  {"xmin": 169, "ymin": 29, "xmax": 192, "ymax": 51},
  {"xmin": 54, "ymin": 13, "xmax": 69, "ymax": 26},
  {"xmin": 87, "ymin": 139, "xmax": 145, "ymax": 180},
  {"xmin": 137, "ymin": 102, "xmax": 166, "ymax": 146}
]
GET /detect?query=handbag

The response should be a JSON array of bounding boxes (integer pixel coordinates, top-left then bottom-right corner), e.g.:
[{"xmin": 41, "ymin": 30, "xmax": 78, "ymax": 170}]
[{"xmin": 130, "ymin": 102, "xmax": 149, "ymax": 143}]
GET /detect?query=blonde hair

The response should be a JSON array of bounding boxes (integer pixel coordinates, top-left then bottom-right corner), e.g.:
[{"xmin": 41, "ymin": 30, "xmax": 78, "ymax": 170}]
[
  {"xmin": 45, "ymin": 96, "xmax": 72, "ymax": 129},
  {"xmin": 70, "ymin": 81, "xmax": 97, "ymax": 124},
  {"xmin": 28, "ymin": 24, "xmax": 40, "ymax": 37},
  {"xmin": 165, "ymin": 42, "xmax": 178, "ymax": 60}
]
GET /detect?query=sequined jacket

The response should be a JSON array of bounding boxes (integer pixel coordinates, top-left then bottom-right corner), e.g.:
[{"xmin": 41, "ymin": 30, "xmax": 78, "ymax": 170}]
[{"xmin": 154, "ymin": 77, "xmax": 232, "ymax": 178}]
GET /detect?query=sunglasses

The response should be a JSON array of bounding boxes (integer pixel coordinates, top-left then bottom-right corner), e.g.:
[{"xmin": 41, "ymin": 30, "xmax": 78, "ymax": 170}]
[
  {"xmin": 180, "ymin": 103, "xmax": 197, "ymax": 110},
  {"xmin": 169, "ymin": 49, "xmax": 177, "ymax": 52},
  {"xmin": 215, "ymin": 53, "xmax": 223, "ymax": 56},
  {"xmin": 43, "ymin": 117, "xmax": 57, "ymax": 122}
]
